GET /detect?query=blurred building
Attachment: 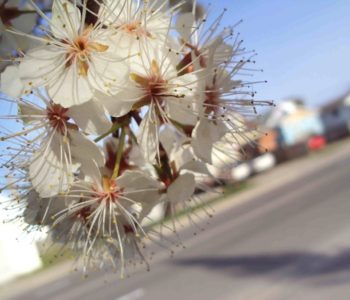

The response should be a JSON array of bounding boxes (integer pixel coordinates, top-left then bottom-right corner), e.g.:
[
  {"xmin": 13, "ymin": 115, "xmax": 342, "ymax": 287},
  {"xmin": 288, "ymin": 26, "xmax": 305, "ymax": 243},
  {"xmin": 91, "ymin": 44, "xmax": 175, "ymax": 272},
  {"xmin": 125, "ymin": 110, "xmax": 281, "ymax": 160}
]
[
  {"xmin": 260, "ymin": 100, "xmax": 325, "ymax": 161},
  {"xmin": 278, "ymin": 107, "xmax": 324, "ymax": 146},
  {"xmin": 320, "ymin": 94, "xmax": 350, "ymax": 142}
]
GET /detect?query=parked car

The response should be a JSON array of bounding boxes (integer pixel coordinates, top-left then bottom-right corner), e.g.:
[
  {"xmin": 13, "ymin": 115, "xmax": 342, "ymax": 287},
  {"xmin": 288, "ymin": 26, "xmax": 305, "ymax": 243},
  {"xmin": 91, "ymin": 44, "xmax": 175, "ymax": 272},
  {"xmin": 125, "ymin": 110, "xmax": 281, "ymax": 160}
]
[
  {"xmin": 308, "ymin": 135, "xmax": 326, "ymax": 151},
  {"xmin": 251, "ymin": 152, "xmax": 276, "ymax": 174},
  {"xmin": 231, "ymin": 162, "xmax": 252, "ymax": 182}
]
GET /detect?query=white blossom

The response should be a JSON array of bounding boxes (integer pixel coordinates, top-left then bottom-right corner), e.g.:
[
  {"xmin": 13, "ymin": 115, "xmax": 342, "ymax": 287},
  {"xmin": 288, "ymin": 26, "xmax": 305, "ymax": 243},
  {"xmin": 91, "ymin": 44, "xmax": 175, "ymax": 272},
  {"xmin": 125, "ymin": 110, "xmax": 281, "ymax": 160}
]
[
  {"xmin": 14, "ymin": 0, "xmax": 129, "ymax": 107},
  {"xmin": 51, "ymin": 169, "xmax": 163, "ymax": 275},
  {"xmin": 99, "ymin": 0, "xmax": 172, "ymax": 60},
  {"xmin": 0, "ymin": 90, "xmax": 107, "ymax": 197},
  {"xmin": 0, "ymin": 0, "xmax": 271, "ymax": 277}
]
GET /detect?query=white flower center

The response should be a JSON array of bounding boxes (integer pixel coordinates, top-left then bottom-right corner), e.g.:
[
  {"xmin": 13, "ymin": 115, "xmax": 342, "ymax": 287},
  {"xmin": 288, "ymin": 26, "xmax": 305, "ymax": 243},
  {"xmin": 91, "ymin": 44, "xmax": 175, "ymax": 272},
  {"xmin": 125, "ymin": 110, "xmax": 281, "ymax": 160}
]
[
  {"xmin": 63, "ymin": 26, "xmax": 109, "ymax": 76},
  {"xmin": 46, "ymin": 103, "xmax": 70, "ymax": 134},
  {"xmin": 120, "ymin": 21, "xmax": 152, "ymax": 39}
]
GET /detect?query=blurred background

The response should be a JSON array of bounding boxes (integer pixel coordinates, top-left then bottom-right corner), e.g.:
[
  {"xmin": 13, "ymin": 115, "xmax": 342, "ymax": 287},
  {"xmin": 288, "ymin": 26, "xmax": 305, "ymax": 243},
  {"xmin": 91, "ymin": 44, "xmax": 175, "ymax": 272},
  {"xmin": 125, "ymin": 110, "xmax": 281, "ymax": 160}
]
[{"xmin": 1, "ymin": 1, "xmax": 350, "ymax": 299}]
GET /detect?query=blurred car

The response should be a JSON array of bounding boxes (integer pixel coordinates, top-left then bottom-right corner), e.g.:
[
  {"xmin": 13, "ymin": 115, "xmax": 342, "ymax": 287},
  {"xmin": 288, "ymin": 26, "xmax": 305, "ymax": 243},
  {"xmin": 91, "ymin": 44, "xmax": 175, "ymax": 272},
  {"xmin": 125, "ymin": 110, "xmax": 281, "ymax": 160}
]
[
  {"xmin": 308, "ymin": 135, "xmax": 326, "ymax": 151},
  {"xmin": 231, "ymin": 162, "xmax": 252, "ymax": 182},
  {"xmin": 251, "ymin": 152, "xmax": 276, "ymax": 174}
]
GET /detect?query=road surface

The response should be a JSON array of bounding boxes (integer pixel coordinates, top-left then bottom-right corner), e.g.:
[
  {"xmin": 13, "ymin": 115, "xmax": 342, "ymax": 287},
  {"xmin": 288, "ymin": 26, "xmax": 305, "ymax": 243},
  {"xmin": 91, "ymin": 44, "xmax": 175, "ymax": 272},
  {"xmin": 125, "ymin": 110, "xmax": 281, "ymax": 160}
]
[{"xmin": 4, "ymin": 140, "xmax": 350, "ymax": 300}]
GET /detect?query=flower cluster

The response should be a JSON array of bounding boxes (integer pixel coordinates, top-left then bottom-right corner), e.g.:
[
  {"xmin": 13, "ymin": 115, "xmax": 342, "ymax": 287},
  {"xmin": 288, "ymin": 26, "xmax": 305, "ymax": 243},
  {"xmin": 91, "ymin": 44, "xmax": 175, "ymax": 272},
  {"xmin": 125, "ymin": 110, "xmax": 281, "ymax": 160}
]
[{"xmin": 0, "ymin": 0, "xmax": 271, "ymax": 276}]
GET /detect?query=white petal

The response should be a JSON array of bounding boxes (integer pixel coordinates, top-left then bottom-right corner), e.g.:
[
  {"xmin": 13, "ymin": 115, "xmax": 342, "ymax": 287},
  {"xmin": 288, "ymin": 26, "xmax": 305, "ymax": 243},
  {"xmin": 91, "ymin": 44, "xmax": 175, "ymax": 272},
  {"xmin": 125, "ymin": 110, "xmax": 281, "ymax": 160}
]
[
  {"xmin": 51, "ymin": 0, "xmax": 81, "ymax": 40},
  {"xmin": 181, "ymin": 160, "xmax": 210, "ymax": 175},
  {"xmin": 88, "ymin": 54, "xmax": 129, "ymax": 95},
  {"xmin": 19, "ymin": 47, "xmax": 64, "ymax": 83},
  {"xmin": 166, "ymin": 73, "xmax": 199, "ymax": 125},
  {"xmin": 117, "ymin": 170, "xmax": 162, "ymax": 193},
  {"xmin": 217, "ymin": 68, "xmax": 239, "ymax": 93},
  {"xmin": 192, "ymin": 119, "xmax": 227, "ymax": 164},
  {"xmin": 0, "ymin": 18, "xmax": 32, "ymax": 52},
  {"xmin": 48, "ymin": 63, "xmax": 93, "ymax": 107},
  {"xmin": 96, "ymin": 87, "xmax": 140, "ymax": 117},
  {"xmin": 68, "ymin": 100, "xmax": 112, "ymax": 135},
  {"xmin": 213, "ymin": 41, "xmax": 234, "ymax": 66},
  {"xmin": 128, "ymin": 142, "xmax": 147, "ymax": 167},
  {"xmin": 166, "ymin": 96, "xmax": 198, "ymax": 125},
  {"xmin": 23, "ymin": 191, "xmax": 66, "ymax": 226},
  {"xmin": 78, "ymin": 158, "xmax": 102, "ymax": 184},
  {"xmin": 23, "ymin": 191, "xmax": 40, "ymax": 225},
  {"xmin": 205, "ymin": 36, "xmax": 225, "ymax": 68},
  {"xmin": 0, "ymin": 65, "xmax": 24, "ymax": 98},
  {"xmin": 12, "ymin": 3, "xmax": 37, "ymax": 34},
  {"xmin": 171, "ymin": 144, "xmax": 194, "ymax": 169},
  {"xmin": 18, "ymin": 102, "xmax": 45, "ymax": 124},
  {"xmin": 159, "ymin": 124, "xmax": 187, "ymax": 158},
  {"xmin": 176, "ymin": 13, "xmax": 195, "ymax": 42},
  {"xmin": 99, "ymin": 0, "xmax": 135, "ymax": 25},
  {"xmin": 137, "ymin": 111, "xmax": 158, "ymax": 164},
  {"xmin": 167, "ymin": 173, "xmax": 195, "ymax": 204},
  {"xmin": 170, "ymin": 144, "xmax": 210, "ymax": 174},
  {"xmin": 68, "ymin": 129, "xmax": 105, "ymax": 167},
  {"xmin": 29, "ymin": 134, "xmax": 75, "ymax": 198},
  {"xmin": 117, "ymin": 170, "xmax": 163, "ymax": 221}
]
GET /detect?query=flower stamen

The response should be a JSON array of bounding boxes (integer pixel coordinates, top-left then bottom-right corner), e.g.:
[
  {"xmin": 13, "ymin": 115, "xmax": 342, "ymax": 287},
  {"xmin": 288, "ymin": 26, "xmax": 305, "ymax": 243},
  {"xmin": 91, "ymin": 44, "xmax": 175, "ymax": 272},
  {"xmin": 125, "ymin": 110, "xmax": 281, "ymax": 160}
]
[
  {"xmin": 63, "ymin": 26, "xmax": 109, "ymax": 76},
  {"xmin": 46, "ymin": 103, "xmax": 70, "ymax": 135},
  {"xmin": 120, "ymin": 21, "xmax": 153, "ymax": 39},
  {"xmin": 98, "ymin": 176, "xmax": 121, "ymax": 203}
]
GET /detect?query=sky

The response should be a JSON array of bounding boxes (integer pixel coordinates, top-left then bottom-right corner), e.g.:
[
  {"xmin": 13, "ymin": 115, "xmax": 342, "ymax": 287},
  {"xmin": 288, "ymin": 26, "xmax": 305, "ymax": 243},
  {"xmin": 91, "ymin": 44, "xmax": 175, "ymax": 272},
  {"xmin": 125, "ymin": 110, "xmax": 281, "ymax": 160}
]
[{"xmin": 202, "ymin": 0, "xmax": 350, "ymax": 108}]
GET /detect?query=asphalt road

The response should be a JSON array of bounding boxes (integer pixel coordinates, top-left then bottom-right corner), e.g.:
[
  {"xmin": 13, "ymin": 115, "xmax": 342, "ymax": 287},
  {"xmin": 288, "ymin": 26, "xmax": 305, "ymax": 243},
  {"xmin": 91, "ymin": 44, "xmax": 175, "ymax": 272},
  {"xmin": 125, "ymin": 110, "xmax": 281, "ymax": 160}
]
[{"xmin": 6, "ymin": 140, "xmax": 350, "ymax": 300}]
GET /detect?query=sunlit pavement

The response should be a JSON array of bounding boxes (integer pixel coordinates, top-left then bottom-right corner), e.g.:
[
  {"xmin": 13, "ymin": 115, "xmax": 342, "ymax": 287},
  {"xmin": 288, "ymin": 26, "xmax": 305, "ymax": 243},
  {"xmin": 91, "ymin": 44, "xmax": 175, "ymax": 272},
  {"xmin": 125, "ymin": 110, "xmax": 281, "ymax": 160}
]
[{"xmin": 3, "ymin": 139, "xmax": 350, "ymax": 300}]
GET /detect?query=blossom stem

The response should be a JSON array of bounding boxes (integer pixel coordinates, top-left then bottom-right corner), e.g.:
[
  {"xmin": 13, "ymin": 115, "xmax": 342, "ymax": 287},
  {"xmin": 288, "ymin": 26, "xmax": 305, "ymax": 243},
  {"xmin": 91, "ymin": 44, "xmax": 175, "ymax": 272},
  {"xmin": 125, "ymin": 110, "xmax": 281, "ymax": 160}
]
[
  {"xmin": 126, "ymin": 126, "xmax": 137, "ymax": 144},
  {"xmin": 94, "ymin": 122, "xmax": 121, "ymax": 143},
  {"xmin": 112, "ymin": 127, "xmax": 126, "ymax": 179}
]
